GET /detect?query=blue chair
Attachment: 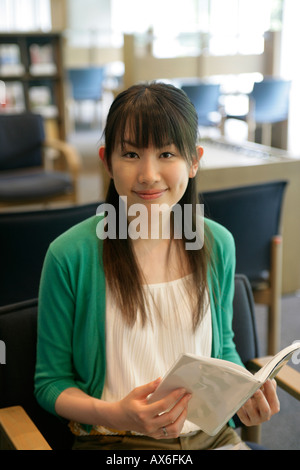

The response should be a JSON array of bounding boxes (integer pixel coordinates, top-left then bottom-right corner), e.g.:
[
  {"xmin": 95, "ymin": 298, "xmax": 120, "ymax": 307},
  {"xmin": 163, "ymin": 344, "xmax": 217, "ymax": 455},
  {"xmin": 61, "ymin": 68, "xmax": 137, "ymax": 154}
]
[
  {"xmin": 181, "ymin": 83, "xmax": 221, "ymax": 128},
  {"xmin": 250, "ymin": 78, "xmax": 291, "ymax": 124},
  {"xmin": 68, "ymin": 67, "xmax": 104, "ymax": 101},
  {"xmin": 232, "ymin": 274, "xmax": 300, "ymax": 446},
  {"xmin": 226, "ymin": 78, "xmax": 291, "ymax": 147},
  {"xmin": 67, "ymin": 67, "xmax": 105, "ymax": 127},
  {"xmin": 200, "ymin": 180, "xmax": 288, "ymax": 355}
]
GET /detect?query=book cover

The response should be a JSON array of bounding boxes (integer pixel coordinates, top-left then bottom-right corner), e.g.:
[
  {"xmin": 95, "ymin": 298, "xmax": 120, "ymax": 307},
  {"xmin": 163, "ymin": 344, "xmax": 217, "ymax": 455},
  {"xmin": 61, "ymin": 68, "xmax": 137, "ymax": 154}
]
[{"xmin": 148, "ymin": 342, "xmax": 300, "ymax": 435}]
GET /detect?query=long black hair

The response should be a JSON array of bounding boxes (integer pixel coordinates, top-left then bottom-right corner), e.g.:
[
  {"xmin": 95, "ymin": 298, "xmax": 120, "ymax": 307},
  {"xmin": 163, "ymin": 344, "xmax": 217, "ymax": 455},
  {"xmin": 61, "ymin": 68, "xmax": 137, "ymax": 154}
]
[{"xmin": 101, "ymin": 82, "xmax": 211, "ymax": 328}]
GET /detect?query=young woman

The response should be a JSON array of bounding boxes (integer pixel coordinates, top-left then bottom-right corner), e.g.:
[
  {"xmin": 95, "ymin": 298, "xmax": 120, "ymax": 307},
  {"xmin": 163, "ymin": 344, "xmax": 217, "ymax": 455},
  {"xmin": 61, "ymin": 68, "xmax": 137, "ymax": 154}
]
[{"xmin": 35, "ymin": 82, "xmax": 279, "ymax": 450}]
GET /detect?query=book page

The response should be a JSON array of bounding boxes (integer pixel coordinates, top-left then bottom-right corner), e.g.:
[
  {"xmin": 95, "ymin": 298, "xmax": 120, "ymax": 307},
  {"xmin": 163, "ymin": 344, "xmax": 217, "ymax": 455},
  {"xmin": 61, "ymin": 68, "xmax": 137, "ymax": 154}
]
[
  {"xmin": 148, "ymin": 354, "xmax": 258, "ymax": 435},
  {"xmin": 254, "ymin": 342, "xmax": 300, "ymax": 383},
  {"xmin": 160, "ymin": 353, "xmax": 254, "ymax": 384}
]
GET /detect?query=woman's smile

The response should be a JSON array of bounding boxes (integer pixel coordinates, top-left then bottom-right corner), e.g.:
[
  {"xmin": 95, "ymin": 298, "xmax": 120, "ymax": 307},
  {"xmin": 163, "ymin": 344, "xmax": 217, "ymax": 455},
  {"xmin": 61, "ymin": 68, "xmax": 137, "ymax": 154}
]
[{"xmin": 132, "ymin": 188, "xmax": 168, "ymax": 201}]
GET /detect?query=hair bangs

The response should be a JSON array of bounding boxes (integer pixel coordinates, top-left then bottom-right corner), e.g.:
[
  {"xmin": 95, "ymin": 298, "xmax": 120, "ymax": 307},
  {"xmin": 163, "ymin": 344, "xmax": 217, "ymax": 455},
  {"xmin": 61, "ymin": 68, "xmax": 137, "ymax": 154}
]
[
  {"xmin": 121, "ymin": 106, "xmax": 180, "ymax": 152},
  {"xmin": 104, "ymin": 83, "xmax": 199, "ymax": 164}
]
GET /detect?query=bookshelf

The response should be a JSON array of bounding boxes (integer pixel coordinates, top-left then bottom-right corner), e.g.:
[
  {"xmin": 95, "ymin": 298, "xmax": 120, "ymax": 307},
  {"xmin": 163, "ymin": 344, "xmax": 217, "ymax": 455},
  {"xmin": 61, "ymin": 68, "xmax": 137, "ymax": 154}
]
[{"xmin": 0, "ymin": 32, "xmax": 66, "ymax": 139}]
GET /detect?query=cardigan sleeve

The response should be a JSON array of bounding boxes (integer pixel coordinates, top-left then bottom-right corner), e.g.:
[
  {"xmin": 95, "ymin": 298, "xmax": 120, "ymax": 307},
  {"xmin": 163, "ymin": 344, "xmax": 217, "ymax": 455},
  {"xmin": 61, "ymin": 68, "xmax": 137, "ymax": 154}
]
[
  {"xmin": 206, "ymin": 218, "xmax": 244, "ymax": 367},
  {"xmin": 34, "ymin": 247, "xmax": 78, "ymax": 416},
  {"xmin": 34, "ymin": 216, "xmax": 107, "ymax": 427}
]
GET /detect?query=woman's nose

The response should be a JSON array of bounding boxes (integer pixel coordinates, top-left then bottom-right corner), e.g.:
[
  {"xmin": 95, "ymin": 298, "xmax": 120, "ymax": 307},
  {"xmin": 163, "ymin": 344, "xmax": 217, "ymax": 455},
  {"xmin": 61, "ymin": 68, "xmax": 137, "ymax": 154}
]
[{"xmin": 137, "ymin": 157, "xmax": 160, "ymax": 185}]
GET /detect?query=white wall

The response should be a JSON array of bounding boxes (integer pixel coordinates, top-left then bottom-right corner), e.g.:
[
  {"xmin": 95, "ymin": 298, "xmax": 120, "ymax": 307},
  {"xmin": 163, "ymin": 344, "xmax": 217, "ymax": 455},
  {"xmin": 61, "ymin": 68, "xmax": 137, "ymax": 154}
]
[{"xmin": 281, "ymin": 0, "xmax": 300, "ymax": 155}]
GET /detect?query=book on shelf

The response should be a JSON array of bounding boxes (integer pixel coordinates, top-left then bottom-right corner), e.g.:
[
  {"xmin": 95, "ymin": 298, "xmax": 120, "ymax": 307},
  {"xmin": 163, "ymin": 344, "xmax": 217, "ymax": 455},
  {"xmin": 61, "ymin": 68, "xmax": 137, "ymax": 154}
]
[
  {"xmin": 0, "ymin": 44, "xmax": 25, "ymax": 76},
  {"xmin": 29, "ymin": 86, "xmax": 58, "ymax": 118},
  {"xmin": 0, "ymin": 81, "xmax": 25, "ymax": 113},
  {"xmin": 148, "ymin": 342, "xmax": 300, "ymax": 436},
  {"xmin": 29, "ymin": 43, "xmax": 57, "ymax": 76}
]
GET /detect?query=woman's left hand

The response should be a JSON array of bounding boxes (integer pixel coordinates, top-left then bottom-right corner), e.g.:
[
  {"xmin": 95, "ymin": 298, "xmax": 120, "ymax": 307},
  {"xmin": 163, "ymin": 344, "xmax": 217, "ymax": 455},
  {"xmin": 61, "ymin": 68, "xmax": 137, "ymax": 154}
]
[{"xmin": 237, "ymin": 379, "xmax": 280, "ymax": 427}]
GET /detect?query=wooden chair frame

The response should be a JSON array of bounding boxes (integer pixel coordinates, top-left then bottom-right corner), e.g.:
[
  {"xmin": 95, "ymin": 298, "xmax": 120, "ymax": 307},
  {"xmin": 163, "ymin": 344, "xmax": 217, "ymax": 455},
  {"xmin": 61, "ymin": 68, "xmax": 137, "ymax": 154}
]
[{"xmin": 0, "ymin": 137, "xmax": 82, "ymax": 209}]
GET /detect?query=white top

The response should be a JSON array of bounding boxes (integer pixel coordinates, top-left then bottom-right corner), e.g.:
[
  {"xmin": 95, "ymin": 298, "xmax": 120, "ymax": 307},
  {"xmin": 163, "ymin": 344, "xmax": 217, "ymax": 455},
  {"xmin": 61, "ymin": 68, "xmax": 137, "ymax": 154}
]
[{"xmin": 101, "ymin": 274, "xmax": 212, "ymax": 435}]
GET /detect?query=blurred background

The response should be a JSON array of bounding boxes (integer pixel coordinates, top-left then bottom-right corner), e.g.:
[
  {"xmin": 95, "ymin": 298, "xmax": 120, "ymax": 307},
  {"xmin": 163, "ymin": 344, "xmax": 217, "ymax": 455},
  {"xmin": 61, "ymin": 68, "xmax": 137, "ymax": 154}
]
[
  {"xmin": 1, "ymin": 0, "xmax": 300, "ymax": 450},
  {"xmin": 1, "ymin": 0, "xmax": 299, "ymax": 153}
]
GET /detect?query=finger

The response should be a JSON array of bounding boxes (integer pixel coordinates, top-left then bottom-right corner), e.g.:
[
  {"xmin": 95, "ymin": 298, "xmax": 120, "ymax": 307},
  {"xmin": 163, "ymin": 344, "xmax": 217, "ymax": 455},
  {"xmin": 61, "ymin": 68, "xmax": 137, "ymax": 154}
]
[
  {"xmin": 153, "ymin": 396, "xmax": 191, "ymax": 439},
  {"xmin": 153, "ymin": 393, "xmax": 192, "ymax": 438},
  {"xmin": 164, "ymin": 397, "xmax": 190, "ymax": 437},
  {"xmin": 156, "ymin": 392, "xmax": 192, "ymax": 426},
  {"xmin": 261, "ymin": 380, "xmax": 280, "ymax": 415},
  {"xmin": 238, "ymin": 390, "xmax": 268, "ymax": 426},
  {"xmin": 148, "ymin": 387, "xmax": 189, "ymax": 419},
  {"xmin": 249, "ymin": 389, "xmax": 272, "ymax": 423},
  {"xmin": 237, "ymin": 382, "xmax": 279, "ymax": 427},
  {"xmin": 237, "ymin": 405, "xmax": 252, "ymax": 426},
  {"xmin": 132, "ymin": 378, "xmax": 162, "ymax": 400},
  {"xmin": 159, "ymin": 408, "xmax": 188, "ymax": 439}
]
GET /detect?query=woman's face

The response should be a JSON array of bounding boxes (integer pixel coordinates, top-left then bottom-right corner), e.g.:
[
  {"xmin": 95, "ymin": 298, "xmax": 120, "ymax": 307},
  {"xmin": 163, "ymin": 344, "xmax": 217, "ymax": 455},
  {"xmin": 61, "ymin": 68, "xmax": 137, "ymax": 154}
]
[{"xmin": 101, "ymin": 140, "xmax": 203, "ymax": 212}]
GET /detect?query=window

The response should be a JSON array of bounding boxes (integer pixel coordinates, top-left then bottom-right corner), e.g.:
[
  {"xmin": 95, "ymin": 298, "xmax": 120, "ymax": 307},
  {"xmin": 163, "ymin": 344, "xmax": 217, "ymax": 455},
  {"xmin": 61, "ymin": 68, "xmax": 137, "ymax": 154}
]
[
  {"xmin": 111, "ymin": 0, "xmax": 284, "ymax": 57},
  {"xmin": 0, "ymin": 0, "xmax": 51, "ymax": 32},
  {"xmin": 111, "ymin": 0, "xmax": 203, "ymax": 56},
  {"xmin": 66, "ymin": 0, "xmax": 116, "ymax": 47},
  {"xmin": 64, "ymin": 0, "xmax": 284, "ymax": 57}
]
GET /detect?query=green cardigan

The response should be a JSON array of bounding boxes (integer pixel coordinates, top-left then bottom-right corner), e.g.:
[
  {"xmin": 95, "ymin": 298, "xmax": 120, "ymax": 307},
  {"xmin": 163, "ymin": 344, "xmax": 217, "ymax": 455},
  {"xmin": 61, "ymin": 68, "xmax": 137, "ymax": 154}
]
[{"xmin": 34, "ymin": 216, "xmax": 243, "ymax": 430}]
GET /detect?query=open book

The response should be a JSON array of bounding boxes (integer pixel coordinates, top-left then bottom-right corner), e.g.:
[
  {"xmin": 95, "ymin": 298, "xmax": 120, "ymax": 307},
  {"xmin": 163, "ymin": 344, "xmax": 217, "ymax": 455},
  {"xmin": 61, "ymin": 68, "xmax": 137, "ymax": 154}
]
[{"xmin": 148, "ymin": 342, "xmax": 300, "ymax": 436}]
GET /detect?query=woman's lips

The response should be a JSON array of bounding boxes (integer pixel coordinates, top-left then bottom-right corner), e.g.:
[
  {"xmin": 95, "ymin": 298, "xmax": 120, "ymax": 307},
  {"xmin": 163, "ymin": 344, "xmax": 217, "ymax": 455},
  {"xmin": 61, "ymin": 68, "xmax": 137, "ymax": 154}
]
[{"xmin": 133, "ymin": 189, "xmax": 167, "ymax": 200}]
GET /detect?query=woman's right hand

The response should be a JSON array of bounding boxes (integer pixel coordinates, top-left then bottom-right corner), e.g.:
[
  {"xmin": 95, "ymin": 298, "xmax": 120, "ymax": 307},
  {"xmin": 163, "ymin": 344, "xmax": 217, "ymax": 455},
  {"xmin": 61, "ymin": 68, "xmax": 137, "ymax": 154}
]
[{"xmin": 109, "ymin": 378, "xmax": 192, "ymax": 439}]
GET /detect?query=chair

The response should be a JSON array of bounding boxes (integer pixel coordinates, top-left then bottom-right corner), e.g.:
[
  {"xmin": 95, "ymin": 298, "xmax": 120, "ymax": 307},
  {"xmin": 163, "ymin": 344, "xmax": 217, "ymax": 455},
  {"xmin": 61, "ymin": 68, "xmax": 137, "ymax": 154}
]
[
  {"xmin": 181, "ymin": 83, "xmax": 222, "ymax": 128},
  {"xmin": 226, "ymin": 78, "xmax": 291, "ymax": 147},
  {"xmin": 67, "ymin": 67, "xmax": 105, "ymax": 128},
  {"xmin": 0, "ymin": 299, "xmax": 72, "ymax": 450},
  {"xmin": 0, "ymin": 274, "xmax": 299, "ymax": 449},
  {"xmin": 232, "ymin": 274, "xmax": 300, "ymax": 444},
  {"xmin": 0, "ymin": 112, "xmax": 82, "ymax": 207},
  {"xmin": 0, "ymin": 202, "xmax": 102, "ymax": 306},
  {"xmin": 200, "ymin": 181, "xmax": 288, "ymax": 355}
]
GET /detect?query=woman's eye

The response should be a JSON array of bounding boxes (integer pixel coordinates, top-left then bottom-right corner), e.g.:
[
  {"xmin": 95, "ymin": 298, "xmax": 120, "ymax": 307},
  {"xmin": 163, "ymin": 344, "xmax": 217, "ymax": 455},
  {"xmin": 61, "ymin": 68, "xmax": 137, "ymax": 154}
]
[
  {"xmin": 160, "ymin": 152, "xmax": 174, "ymax": 159},
  {"xmin": 123, "ymin": 152, "xmax": 139, "ymax": 159}
]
